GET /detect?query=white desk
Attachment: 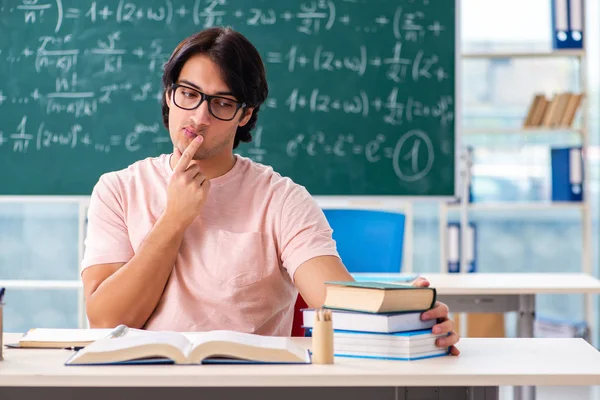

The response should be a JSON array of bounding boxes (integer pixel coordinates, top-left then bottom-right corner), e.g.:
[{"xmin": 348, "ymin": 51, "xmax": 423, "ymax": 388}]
[
  {"xmin": 351, "ymin": 273, "xmax": 600, "ymax": 400},
  {"xmin": 352, "ymin": 273, "xmax": 600, "ymax": 335},
  {"xmin": 2, "ymin": 333, "xmax": 600, "ymax": 400}
]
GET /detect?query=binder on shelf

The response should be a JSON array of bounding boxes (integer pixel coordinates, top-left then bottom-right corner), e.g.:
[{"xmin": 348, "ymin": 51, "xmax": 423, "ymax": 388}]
[
  {"xmin": 447, "ymin": 222, "xmax": 477, "ymax": 274},
  {"xmin": 551, "ymin": 147, "xmax": 583, "ymax": 201},
  {"xmin": 551, "ymin": 0, "xmax": 584, "ymax": 50}
]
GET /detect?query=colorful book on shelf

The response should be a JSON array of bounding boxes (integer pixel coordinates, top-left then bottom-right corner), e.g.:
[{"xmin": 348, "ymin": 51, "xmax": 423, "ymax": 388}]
[
  {"xmin": 65, "ymin": 329, "xmax": 311, "ymax": 365},
  {"xmin": 301, "ymin": 308, "xmax": 435, "ymax": 334},
  {"xmin": 323, "ymin": 281, "xmax": 436, "ymax": 313},
  {"xmin": 331, "ymin": 328, "xmax": 449, "ymax": 361}
]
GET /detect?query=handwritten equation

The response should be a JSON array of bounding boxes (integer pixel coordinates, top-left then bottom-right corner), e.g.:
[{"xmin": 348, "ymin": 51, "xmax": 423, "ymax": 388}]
[
  {"xmin": 3, "ymin": 0, "xmax": 438, "ymax": 37},
  {"xmin": 0, "ymin": 115, "xmax": 167, "ymax": 154},
  {"xmin": 0, "ymin": 0, "xmax": 454, "ymax": 187},
  {"xmin": 286, "ymin": 129, "xmax": 441, "ymax": 182}
]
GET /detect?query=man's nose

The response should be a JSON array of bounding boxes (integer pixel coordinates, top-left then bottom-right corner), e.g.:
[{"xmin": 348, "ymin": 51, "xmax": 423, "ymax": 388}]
[{"xmin": 190, "ymin": 99, "xmax": 211, "ymax": 126}]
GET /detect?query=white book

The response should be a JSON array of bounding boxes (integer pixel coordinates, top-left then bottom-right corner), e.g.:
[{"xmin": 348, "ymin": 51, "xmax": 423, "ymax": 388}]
[
  {"xmin": 302, "ymin": 308, "xmax": 435, "ymax": 333},
  {"xmin": 66, "ymin": 329, "xmax": 311, "ymax": 365}
]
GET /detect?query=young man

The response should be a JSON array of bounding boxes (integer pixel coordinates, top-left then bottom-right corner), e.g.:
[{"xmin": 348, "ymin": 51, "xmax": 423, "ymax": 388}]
[{"xmin": 81, "ymin": 27, "xmax": 459, "ymax": 355}]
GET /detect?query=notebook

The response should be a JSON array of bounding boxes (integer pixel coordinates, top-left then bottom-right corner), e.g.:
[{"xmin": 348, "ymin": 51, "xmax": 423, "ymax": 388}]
[
  {"xmin": 65, "ymin": 329, "xmax": 311, "ymax": 365},
  {"xmin": 10, "ymin": 327, "xmax": 140, "ymax": 349}
]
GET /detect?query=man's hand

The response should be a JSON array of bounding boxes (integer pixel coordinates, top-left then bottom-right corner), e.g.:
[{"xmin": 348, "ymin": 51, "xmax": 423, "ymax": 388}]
[
  {"xmin": 412, "ymin": 276, "xmax": 460, "ymax": 356},
  {"xmin": 165, "ymin": 136, "xmax": 211, "ymax": 227}
]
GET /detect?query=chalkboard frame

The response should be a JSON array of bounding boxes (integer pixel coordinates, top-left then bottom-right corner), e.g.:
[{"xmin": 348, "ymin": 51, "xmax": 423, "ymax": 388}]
[{"xmin": 0, "ymin": 0, "xmax": 462, "ymax": 200}]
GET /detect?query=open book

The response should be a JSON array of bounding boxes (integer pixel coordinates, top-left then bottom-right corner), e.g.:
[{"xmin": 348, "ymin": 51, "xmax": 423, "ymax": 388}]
[{"xmin": 66, "ymin": 329, "xmax": 311, "ymax": 365}]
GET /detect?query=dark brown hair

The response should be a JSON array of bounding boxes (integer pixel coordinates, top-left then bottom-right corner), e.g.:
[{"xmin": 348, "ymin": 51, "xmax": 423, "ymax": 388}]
[{"xmin": 161, "ymin": 27, "xmax": 268, "ymax": 149}]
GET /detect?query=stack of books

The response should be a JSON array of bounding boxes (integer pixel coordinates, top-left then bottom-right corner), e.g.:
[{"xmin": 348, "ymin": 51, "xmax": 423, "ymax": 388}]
[
  {"xmin": 302, "ymin": 281, "xmax": 449, "ymax": 361},
  {"xmin": 523, "ymin": 92, "xmax": 584, "ymax": 128}
]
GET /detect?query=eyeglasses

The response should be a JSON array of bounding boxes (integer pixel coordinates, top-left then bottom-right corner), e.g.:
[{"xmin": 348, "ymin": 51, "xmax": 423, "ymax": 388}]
[{"xmin": 171, "ymin": 83, "xmax": 247, "ymax": 121}]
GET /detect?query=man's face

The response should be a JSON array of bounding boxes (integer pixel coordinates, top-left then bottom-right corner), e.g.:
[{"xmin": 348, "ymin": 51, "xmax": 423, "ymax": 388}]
[{"xmin": 166, "ymin": 54, "xmax": 253, "ymax": 160}]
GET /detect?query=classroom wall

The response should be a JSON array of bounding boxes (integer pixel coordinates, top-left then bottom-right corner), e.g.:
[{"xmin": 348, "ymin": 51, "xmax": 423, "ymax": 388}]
[{"xmin": 0, "ymin": 0, "xmax": 599, "ymax": 341}]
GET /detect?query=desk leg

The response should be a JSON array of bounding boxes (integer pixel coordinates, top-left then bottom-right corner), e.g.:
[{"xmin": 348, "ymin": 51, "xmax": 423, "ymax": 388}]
[{"xmin": 514, "ymin": 294, "xmax": 536, "ymax": 400}]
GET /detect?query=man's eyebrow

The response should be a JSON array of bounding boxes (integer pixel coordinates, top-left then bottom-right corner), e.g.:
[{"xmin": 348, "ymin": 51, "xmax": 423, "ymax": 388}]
[{"xmin": 179, "ymin": 79, "xmax": 234, "ymax": 97}]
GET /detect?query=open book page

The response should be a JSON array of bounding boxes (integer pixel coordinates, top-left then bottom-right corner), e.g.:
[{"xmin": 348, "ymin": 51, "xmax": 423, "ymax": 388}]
[
  {"xmin": 69, "ymin": 331, "xmax": 192, "ymax": 364},
  {"xmin": 182, "ymin": 330, "xmax": 310, "ymax": 363}
]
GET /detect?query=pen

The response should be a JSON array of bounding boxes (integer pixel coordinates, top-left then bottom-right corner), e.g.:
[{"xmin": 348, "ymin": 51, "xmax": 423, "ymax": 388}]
[
  {"xmin": 0, "ymin": 287, "xmax": 5, "ymax": 303},
  {"xmin": 107, "ymin": 324, "xmax": 129, "ymax": 339}
]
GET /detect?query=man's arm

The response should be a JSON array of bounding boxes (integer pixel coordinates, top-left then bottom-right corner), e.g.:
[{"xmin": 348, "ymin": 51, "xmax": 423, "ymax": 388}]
[
  {"xmin": 83, "ymin": 136, "xmax": 208, "ymax": 328},
  {"xmin": 83, "ymin": 216, "xmax": 186, "ymax": 328},
  {"xmin": 293, "ymin": 255, "xmax": 354, "ymax": 308}
]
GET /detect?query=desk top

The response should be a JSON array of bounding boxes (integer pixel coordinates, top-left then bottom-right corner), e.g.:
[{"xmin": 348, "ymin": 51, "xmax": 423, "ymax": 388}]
[
  {"xmin": 351, "ymin": 273, "xmax": 600, "ymax": 295},
  {"xmin": 2, "ymin": 334, "xmax": 600, "ymax": 387}
]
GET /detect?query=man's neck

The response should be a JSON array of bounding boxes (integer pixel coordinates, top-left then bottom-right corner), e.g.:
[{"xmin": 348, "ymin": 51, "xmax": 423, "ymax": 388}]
[{"xmin": 171, "ymin": 152, "xmax": 236, "ymax": 180}]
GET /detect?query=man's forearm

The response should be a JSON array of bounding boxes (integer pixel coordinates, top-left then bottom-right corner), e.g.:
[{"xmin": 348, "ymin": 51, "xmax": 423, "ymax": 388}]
[{"xmin": 86, "ymin": 214, "xmax": 186, "ymax": 328}]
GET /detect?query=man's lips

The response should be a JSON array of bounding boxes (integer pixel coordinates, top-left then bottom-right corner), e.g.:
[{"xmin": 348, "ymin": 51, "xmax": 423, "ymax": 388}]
[{"xmin": 183, "ymin": 127, "xmax": 197, "ymax": 139}]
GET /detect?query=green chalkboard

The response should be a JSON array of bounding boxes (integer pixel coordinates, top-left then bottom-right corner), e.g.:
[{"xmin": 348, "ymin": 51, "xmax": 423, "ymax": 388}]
[{"xmin": 0, "ymin": 0, "xmax": 456, "ymax": 196}]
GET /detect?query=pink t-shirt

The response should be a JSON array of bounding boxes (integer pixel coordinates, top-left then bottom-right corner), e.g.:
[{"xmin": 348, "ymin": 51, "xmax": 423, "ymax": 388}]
[{"xmin": 81, "ymin": 154, "xmax": 340, "ymax": 336}]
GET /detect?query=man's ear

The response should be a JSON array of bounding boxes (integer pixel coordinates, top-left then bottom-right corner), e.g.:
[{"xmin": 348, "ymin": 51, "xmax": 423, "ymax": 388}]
[
  {"xmin": 238, "ymin": 107, "xmax": 254, "ymax": 127},
  {"xmin": 165, "ymin": 90, "xmax": 172, "ymax": 108}
]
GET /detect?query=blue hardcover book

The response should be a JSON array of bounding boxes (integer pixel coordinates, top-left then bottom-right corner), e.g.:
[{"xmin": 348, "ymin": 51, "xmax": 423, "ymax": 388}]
[
  {"xmin": 332, "ymin": 329, "xmax": 450, "ymax": 361},
  {"xmin": 65, "ymin": 330, "xmax": 311, "ymax": 366},
  {"xmin": 551, "ymin": 0, "xmax": 584, "ymax": 50},
  {"xmin": 551, "ymin": 147, "xmax": 583, "ymax": 201}
]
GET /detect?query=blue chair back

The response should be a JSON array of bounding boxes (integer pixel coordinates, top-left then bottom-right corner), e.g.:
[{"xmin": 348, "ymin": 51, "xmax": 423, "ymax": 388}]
[{"xmin": 323, "ymin": 209, "xmax": 405, "ymax": 273}]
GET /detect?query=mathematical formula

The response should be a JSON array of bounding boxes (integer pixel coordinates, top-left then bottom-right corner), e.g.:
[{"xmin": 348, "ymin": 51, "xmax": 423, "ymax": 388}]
[{"xmin": 1, "ymin": 0, "xmax": 453, "ymax": 187}]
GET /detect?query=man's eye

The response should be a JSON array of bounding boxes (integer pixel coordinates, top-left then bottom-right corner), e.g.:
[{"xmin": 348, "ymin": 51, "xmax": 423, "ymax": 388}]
[{"xmin": 183, "ymin": 91, "xmax": 198, "ymax": 98}]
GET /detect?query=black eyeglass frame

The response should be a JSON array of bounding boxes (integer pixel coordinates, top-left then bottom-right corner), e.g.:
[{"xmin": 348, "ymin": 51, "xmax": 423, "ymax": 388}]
[{"xmin": 170, "ymin": 83, "xmax": 247, "ymax": 121}]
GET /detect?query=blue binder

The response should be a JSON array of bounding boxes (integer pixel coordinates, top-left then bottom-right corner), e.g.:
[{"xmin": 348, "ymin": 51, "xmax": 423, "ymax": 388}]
[
  {"xmin": 447, "ymin": 222, "xmax": 477, "ymax": 273},
  {"xmin": 551, "ymin": 147, "xmax": 584, "ymax": 201},
  {"xmin": 551, "ymin": 0, "xmax": 584, "ymax": 49}
]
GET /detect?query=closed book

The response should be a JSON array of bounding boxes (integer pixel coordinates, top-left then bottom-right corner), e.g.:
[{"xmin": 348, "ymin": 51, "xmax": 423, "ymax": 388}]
[
  {"xmin": 12, "ymin": 327, "xmax": 142, "ymax": 349},
  {"xmin": 323, "ymin": 281, "xmax": 436, "ymax": 313},
  {"xmin": 333, "ymin": 329, "xmax": 449, "ymax": 361},
  {"xmin": 66, "ymin": 329, "xmax": 311, "ymax": 365},
  {"xmin": 301, "ymin": 308, "xmax": 435, "ymax": 334}
]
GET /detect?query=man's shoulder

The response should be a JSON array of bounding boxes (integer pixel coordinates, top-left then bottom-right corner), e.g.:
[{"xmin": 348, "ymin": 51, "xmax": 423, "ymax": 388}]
[
  {"xmin": 96, "ymin": 154, "xmax": 168, "ymax": 191},
  {"xmin": 240, "ymin": 156, "xmax": 312, "ymax": 203}
]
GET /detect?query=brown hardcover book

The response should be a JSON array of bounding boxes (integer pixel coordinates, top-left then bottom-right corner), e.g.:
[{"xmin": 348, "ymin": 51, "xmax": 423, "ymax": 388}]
[
  {"xmin": 530, "ymin": 96, "xmax": 549, "ymax": 127},
  {"xmin": 523, "ymin": 94, "xmax": 543, "ymax": 127},
  {"xmin": 542, "ymin": 94, "xmax": 560, "ymax": 127},
  {"xmin": 550, "ymin": 92, "xmax": 573, "ymax": 127},
  {"xmin": 323, "ymin": 281, "xmax": 436, "ymax": 313},
  {"xmin": 560, "ymin": 93, "xmax": 584, "ymax": 127}
]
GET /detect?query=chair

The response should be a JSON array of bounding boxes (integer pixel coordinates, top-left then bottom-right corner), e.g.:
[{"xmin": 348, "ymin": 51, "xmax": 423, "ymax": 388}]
[
  {"xmin": 290, "ymin": 208, "xmax": 408, "ymax": 336},
  {"xmin": 322, "ymin": 208, "xmax": 406, "ymax": 273}
]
